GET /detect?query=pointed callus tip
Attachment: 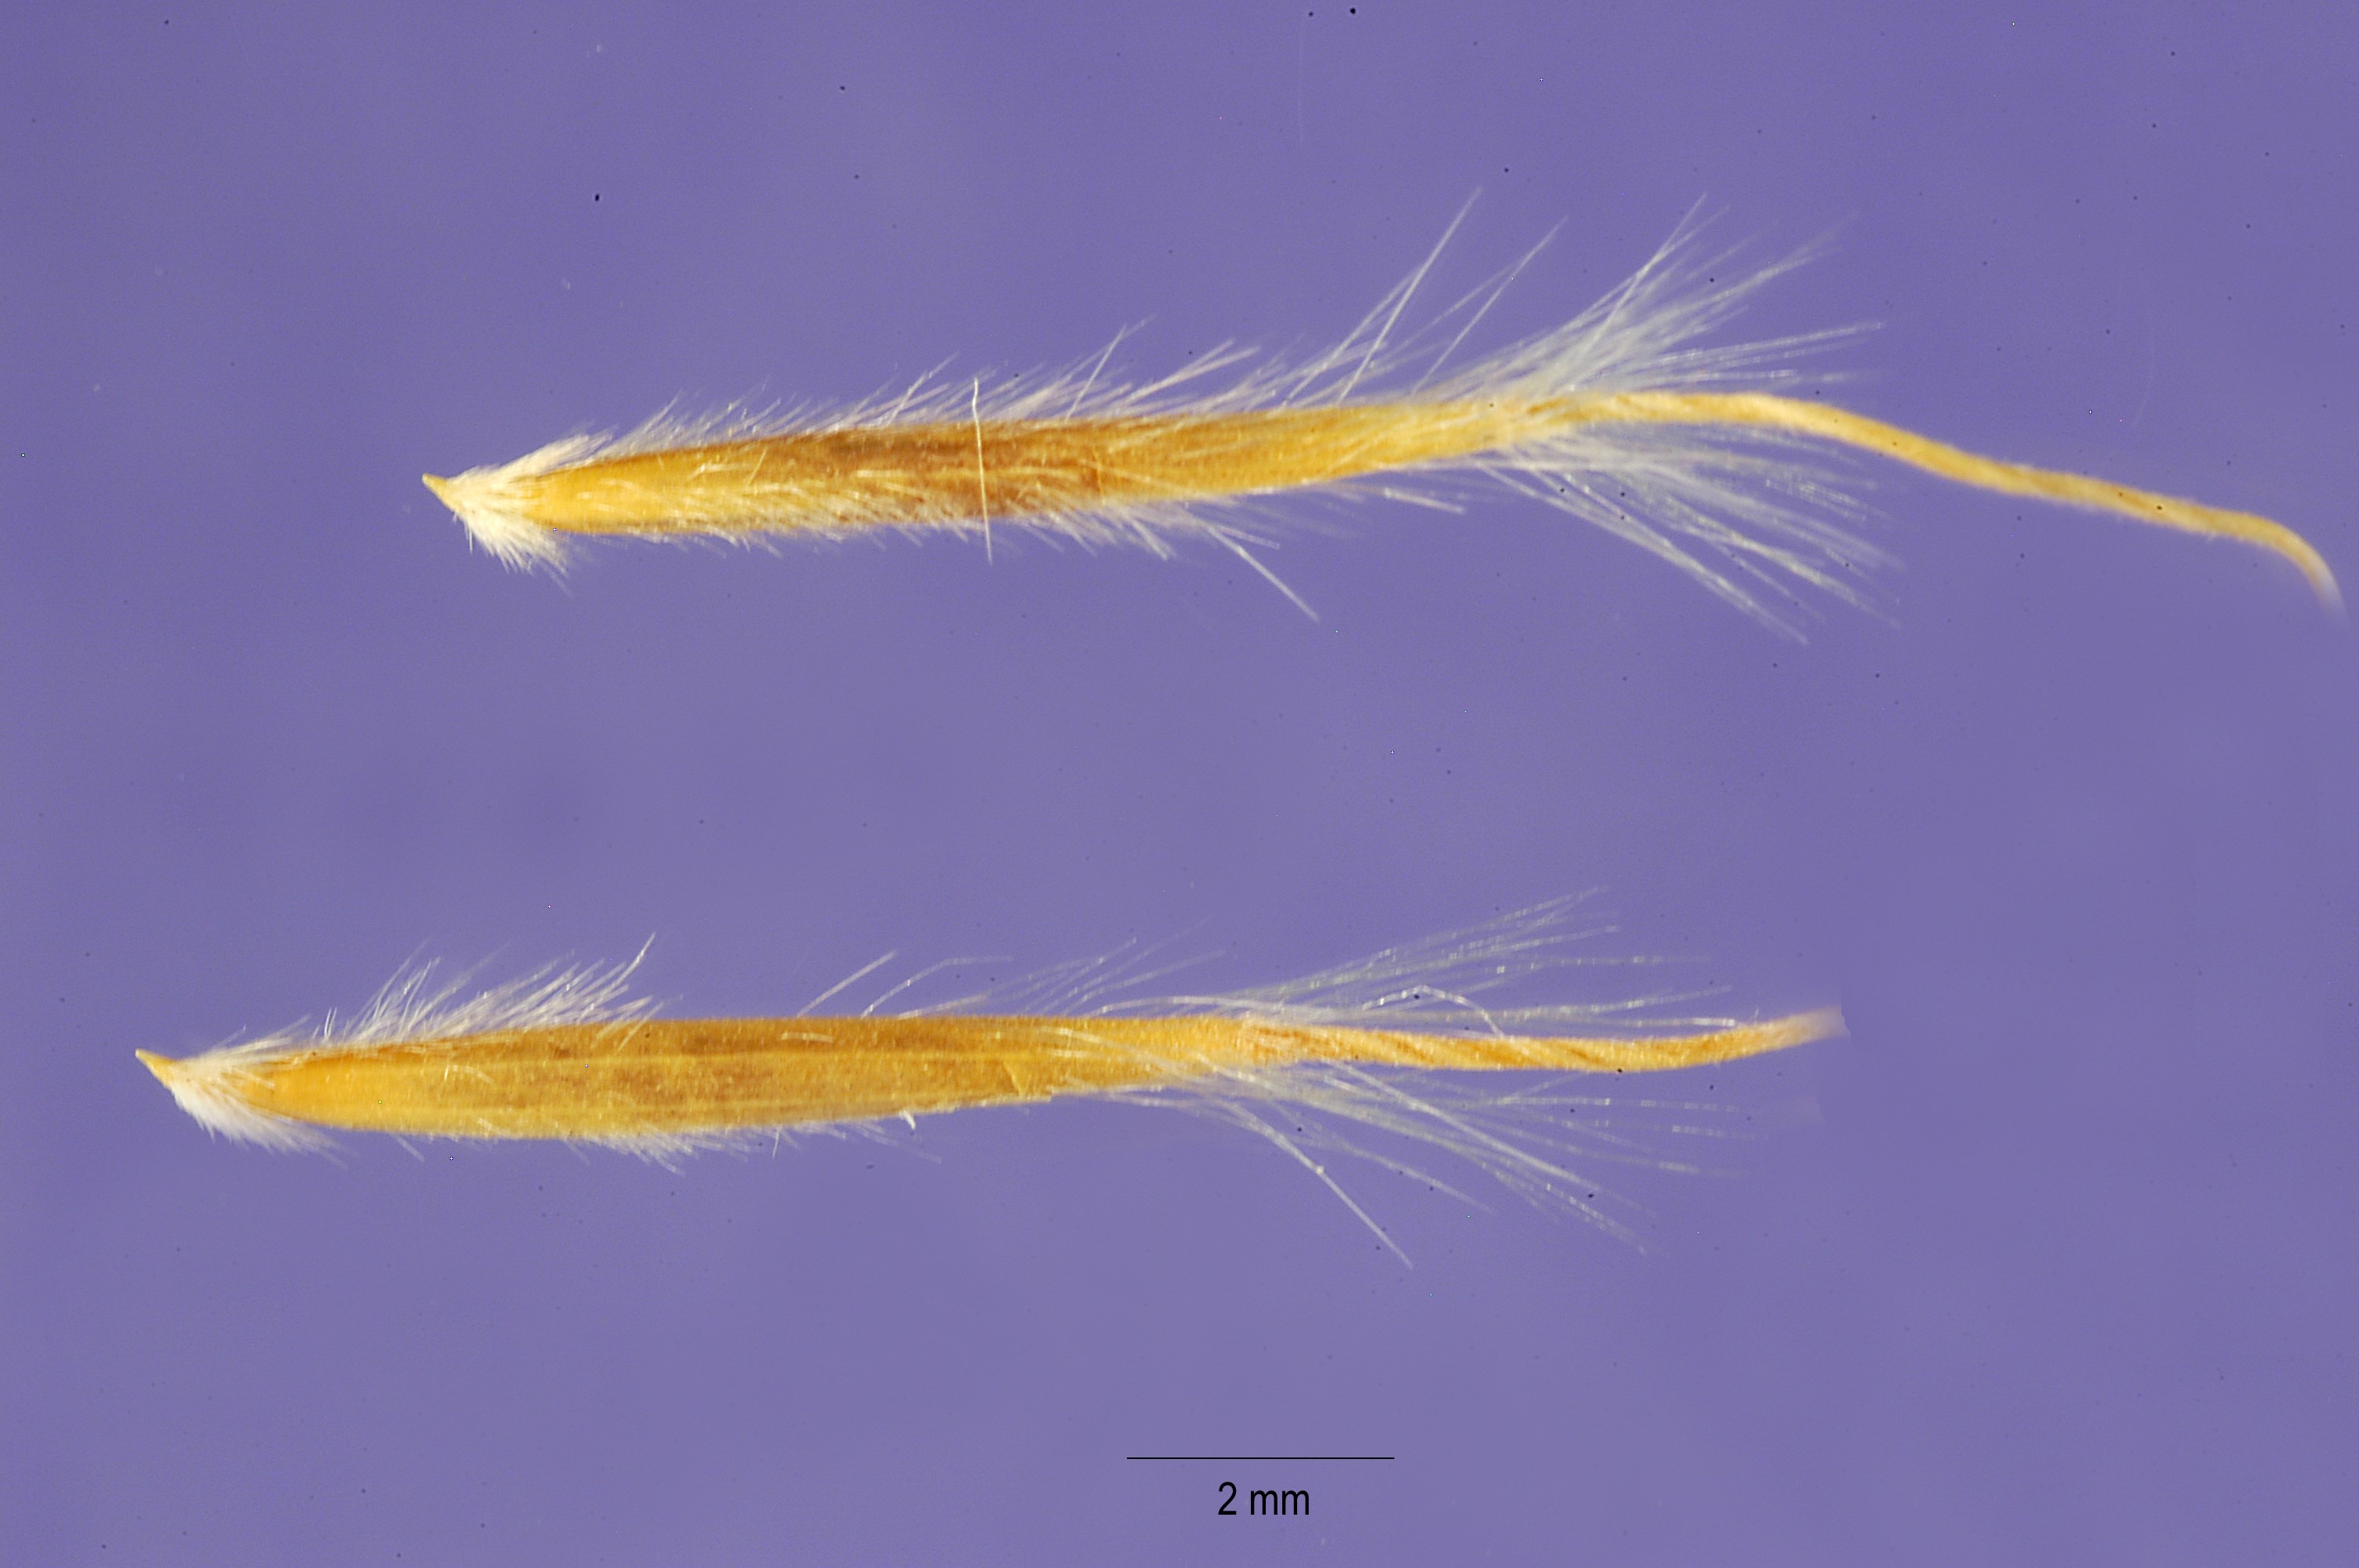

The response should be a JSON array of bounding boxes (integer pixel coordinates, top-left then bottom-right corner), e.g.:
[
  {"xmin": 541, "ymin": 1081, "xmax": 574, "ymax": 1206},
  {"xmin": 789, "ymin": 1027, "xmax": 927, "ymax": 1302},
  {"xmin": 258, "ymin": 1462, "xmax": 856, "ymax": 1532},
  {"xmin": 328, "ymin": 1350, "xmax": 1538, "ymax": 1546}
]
[
  {"xmin": 134, "ymin": 1049, "xmax": 176, "ymax": 1084},
  {"xmin": 421, "ymin": 474, "xmax": 454, "ymax": 506}
]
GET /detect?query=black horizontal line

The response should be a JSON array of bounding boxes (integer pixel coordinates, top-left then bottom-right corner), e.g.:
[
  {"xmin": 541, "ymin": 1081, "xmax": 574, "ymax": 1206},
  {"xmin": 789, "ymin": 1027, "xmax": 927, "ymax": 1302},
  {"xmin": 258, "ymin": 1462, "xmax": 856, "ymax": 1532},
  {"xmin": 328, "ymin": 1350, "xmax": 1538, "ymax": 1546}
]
[{"xmin": 1125, "ymin": 1455, "xmax": 1394, "ymax": 1461}]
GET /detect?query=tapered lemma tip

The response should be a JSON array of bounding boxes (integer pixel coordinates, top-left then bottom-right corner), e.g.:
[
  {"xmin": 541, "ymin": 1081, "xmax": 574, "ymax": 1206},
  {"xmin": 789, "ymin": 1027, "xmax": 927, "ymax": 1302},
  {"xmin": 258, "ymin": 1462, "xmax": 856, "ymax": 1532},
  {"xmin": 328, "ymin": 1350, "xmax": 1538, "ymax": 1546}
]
[
  {"xmin": 1732, "ymin": 1005, "xmax": 1845, "ymax": 1059},
  {"xmin": 134, "ymin": 1049, "xmax": 178, "ymax": 1084},
  {"xmin": 2245, "ymin": 517, "xmax": 2343, "ymax": 614},
  {"xmin": 418, "ymin": 460, "xmax": 572, "ymax": 572},
  {"xmin": 1787, "ymin": 1005, "xmax": 1848, "ymax": 1046},
  {"xmin": 2297, "ymin": 547, "xmax": 2343, "ymax": 617}
]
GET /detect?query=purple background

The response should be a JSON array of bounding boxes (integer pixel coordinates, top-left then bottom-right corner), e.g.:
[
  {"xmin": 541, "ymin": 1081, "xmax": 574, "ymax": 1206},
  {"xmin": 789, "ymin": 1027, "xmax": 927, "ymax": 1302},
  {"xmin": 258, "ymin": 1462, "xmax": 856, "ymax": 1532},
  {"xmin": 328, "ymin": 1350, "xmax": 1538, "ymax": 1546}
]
[{"xmin": 5, "ymin": 4, "xmax": 2353, "ymax": 1563}]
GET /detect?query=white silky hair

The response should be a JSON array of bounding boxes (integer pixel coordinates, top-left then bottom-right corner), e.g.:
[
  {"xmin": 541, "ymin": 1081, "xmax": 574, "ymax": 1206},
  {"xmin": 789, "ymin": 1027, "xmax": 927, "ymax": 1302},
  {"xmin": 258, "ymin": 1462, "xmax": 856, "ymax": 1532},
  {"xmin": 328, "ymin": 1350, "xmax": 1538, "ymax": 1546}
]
[
  {"xmin": 432, "ymin": 207, "xmax": 1883, "ymax": 633},
  {"xmin": 906, "ymin": 891, "xmax": 1808, "ymax": 1259},
  {"xmin": 148, "ymin": 950, "xmax": 658, "ymax": 1153},
  {"xmin": 428, "ymin": 437, "xmax": 601, "ymax": 572},
  {"xmin": 151, "ymin": 899, "xmax": 1816, "ymax": 1258}
]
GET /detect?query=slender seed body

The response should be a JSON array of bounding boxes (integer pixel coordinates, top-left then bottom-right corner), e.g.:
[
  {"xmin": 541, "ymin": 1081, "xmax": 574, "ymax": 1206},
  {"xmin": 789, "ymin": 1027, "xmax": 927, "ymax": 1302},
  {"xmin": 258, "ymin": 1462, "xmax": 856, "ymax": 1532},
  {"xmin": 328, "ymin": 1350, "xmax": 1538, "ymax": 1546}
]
[
  {"xmin": 428, "ymin": 390, "xmax": 2335, "ymax": 609},
  {"xmin": 136, "ymin": 1008, "xmax": 1836, "ymax": 1143},
  {"xmin": 129, "ymin": 900, "xmax": 1842, "ymax": 1250},
  {"xmin": 462, "ymin": 402, "xmax": 1554, "ymax": 539}
]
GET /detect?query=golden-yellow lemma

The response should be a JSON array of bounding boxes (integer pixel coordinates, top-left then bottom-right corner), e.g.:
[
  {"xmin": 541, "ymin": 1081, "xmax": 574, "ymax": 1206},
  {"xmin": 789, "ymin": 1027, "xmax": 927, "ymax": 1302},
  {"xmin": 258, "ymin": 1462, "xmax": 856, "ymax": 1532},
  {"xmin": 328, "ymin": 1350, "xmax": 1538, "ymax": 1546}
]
[{"xmin": 424, "ymin": 219, "xmax": 2334, "ymax": 625}]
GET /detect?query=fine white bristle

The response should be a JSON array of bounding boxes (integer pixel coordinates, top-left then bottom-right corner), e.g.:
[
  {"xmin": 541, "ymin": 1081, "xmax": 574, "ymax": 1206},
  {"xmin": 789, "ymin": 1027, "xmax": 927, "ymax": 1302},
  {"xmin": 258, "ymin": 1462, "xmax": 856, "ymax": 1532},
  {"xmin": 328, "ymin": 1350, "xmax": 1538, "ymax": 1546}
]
[
  {"xmin": 423, "ymin": 436, "xmax": 601, "ymax": 571},
  {"xmin": 906, "ymin": 894, "xmax": 1827, "ymax": 1254},
  {"xmin": 140, "ymin": 954, "xmax": 653, "ymax": 1149},
  {"xmin": 138, "ymin": 1050, "xmax": 332, "ymax": 1152}
]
